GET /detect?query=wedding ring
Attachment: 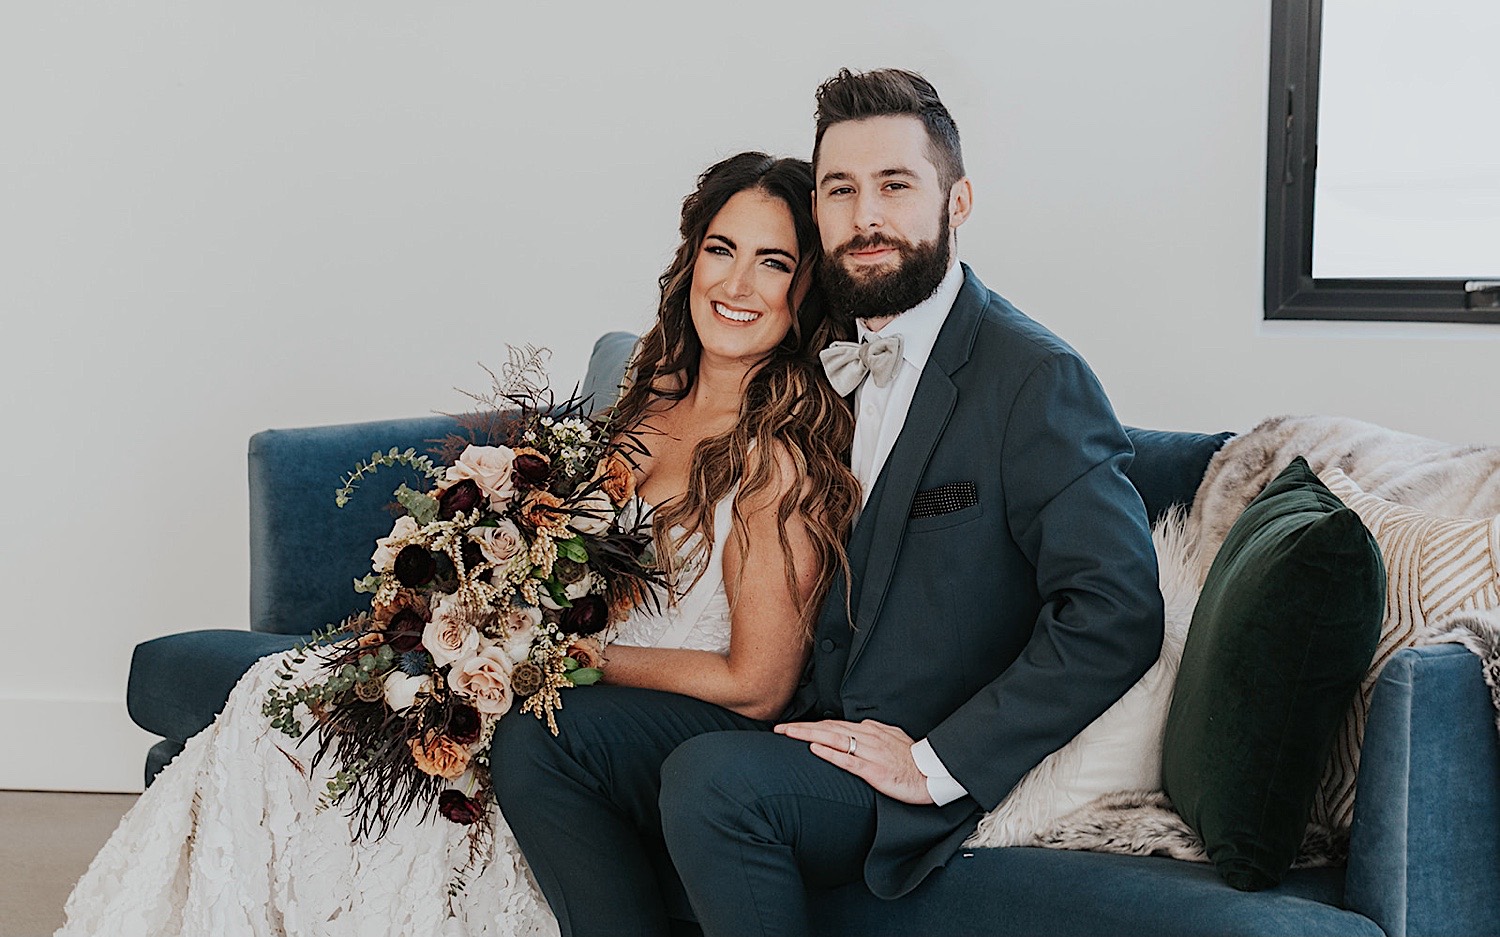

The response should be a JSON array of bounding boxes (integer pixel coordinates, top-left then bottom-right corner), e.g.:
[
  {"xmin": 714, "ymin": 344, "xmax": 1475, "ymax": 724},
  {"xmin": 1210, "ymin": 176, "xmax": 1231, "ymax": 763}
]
[{"xmin": 847, "ymin": 735, "xmax": 858, "ymax": 756}]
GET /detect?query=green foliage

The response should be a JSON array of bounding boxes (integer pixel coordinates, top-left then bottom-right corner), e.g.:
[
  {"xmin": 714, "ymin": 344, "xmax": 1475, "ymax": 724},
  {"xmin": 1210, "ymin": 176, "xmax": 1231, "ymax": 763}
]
[
  {"xmin": 543, "ymin": 579, "xmax": 573, "ymax": 608},
  {"xmin": 565, "ymin": 667, "xmax": 603, "ymax": 686},
  {"xmin": 555, "ymin": 536, "xmax": 589, "ymax": 564},
  {"xmin": 352, "ymin": 573, "xmax": 383, "ymax": 594},
  {"xmin": 393, "ymin": 484, "xmax": 439, "ymax": 525},
  {"xmin": 260, "ymin": 619, "xmax": 368, "ymax": 738},
  {"xmin": 334, "ymin": 447, "xmax": 445, "ymax": 508}
]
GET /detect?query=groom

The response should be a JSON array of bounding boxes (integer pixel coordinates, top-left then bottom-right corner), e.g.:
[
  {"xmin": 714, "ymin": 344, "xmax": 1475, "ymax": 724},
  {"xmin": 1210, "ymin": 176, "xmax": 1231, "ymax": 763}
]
[
  {"xmin": 495, "ymin": 68, "xmax": 1162, "ymax": 936},
  {"xmin": 653, "ymin": 67, "xmax": 1164, "ymax": 933}
]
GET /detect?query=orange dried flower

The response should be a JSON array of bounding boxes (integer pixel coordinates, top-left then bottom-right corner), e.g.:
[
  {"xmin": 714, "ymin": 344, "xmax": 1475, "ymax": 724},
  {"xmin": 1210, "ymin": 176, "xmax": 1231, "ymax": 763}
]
[
  {"xmin": 372, "ymin": 589, "xmax": 430, "ymax": 627},
  {"xmin": 407, "ymin": 732, "xmax": 471, "ymax": 780},
  {"xmin": 565, "ymin": 637, "xmax": 605, "ymax": 672},
  {"xmin": 594, "ymin": 452, "xmax": 637, "ymax": 507},
  {"xmin": 521, "ymin": 490, "xmax": 568, "ymax": 533}
]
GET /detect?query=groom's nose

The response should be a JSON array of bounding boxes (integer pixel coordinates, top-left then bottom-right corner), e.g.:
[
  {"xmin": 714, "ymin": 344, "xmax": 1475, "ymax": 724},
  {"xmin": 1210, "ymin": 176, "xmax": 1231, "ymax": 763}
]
[{"xmin": 854, "ymin": 189, "xmax": 884, "ymax": 230}]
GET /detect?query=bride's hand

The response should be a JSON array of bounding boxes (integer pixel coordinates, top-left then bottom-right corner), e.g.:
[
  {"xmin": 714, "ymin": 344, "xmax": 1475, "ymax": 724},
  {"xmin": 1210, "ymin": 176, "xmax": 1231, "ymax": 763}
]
[{"xmin": 773, "ymin": 718, "xmax": 935, "ymax": 805}]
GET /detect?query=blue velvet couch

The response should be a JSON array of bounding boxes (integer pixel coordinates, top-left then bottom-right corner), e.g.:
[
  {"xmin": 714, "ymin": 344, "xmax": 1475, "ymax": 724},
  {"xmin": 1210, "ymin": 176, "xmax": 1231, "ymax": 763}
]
[{"xmin": 127, "ymin": 333, "xmax": 1500, "ymax": 936}]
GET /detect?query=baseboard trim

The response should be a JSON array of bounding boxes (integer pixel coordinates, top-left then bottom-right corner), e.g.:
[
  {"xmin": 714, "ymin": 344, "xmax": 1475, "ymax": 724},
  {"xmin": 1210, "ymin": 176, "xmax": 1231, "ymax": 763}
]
[{"xmin": 0, "ymin": 697, "xmax": 152, "ymax": 793}]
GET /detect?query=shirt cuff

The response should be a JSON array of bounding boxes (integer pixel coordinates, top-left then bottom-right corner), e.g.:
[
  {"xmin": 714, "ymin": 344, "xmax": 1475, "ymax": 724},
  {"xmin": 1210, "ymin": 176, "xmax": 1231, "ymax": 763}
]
[{"xmin": 910, "ymin": 738, "xmax": 969, "ymax": 807}]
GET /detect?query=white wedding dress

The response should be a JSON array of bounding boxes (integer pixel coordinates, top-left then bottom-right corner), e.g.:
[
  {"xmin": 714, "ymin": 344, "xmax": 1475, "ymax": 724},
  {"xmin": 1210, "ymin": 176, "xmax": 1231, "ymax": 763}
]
[{"xmin": 59, "ymin": 495, "xmax": 734, "ymax": 937}]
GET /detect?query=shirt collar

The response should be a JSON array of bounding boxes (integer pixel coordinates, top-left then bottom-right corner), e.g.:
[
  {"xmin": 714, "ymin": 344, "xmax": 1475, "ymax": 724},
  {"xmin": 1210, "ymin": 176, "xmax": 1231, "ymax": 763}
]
[{"xmin": 855, "ymin": 260, "xmax": 964, "ymax": 370}]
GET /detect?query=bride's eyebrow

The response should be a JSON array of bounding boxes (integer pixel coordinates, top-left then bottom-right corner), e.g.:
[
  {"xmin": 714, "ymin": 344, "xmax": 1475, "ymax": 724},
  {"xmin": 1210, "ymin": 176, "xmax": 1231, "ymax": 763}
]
[{"xmin": 706, "ymin": 234, "xmax": 735, "ymax": 249}]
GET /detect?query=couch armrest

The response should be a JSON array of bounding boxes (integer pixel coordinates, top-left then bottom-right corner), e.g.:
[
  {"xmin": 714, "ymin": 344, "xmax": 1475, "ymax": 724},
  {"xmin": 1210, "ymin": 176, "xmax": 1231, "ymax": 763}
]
[
  {"xmin": 249, "ymin": 414, "xmax": 461, "ymax": 633},
  {"xmin": 1345, "ymin": 644, "xmax": 1500, "ymax": 937}
]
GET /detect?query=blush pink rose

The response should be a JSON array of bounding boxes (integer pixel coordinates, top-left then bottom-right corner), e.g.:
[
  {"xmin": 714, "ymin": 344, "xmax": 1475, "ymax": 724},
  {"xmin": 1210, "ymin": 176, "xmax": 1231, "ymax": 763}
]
[
  {"xmin": 423, "ymin": 598, "xmax": 480, "ymax": 668},
  {"xmin": 471, "ymin": 519, "xmax": 525, "ymax": 567},
  {"xmin": 444, "ymin": 445, "xmax": 517, "ymax": 509},
  {"xmin": 447, "ymin": 645, "xmax": 515, "ymax": 716}
]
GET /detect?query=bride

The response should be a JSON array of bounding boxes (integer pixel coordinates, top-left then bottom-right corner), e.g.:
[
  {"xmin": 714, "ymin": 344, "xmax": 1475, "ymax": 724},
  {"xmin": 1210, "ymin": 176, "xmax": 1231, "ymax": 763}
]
[{"xmin": 58, "ymin": 151, "xmax": 860, "ymax": 937}]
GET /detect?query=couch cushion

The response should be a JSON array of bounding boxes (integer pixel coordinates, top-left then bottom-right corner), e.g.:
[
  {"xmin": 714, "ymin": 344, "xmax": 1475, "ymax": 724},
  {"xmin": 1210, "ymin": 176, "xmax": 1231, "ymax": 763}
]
[
  {"xmin": 579, "ymin": 330, "xmax": 638, "ymax": 412},
  {"xmin": 811, "ymin": 848, "xmax": 1379, "ymax": 936},
  {"xmin": 1123, "ymin": 427, "xmax": 1235, "ymax": 526},
  {"xmin": 249, "ymin": 414, "xmax": 464, "ymax": 635},
  {"xmin": 128, "ymin": 629, "xmax": 305, "ymax": 743},
  {"xmin": 1163, "ymin": 457, "xmax": 1385, "ymax": 891},
  {"xmin": 1315, "ymin": 467, "xmax": 1500, "ymax": 833}
]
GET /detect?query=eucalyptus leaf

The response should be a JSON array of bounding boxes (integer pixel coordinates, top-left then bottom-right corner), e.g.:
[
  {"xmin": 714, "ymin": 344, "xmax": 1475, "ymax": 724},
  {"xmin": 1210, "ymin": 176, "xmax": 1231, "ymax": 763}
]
[
  {"xmin": 353, "ymin": 573, "xmax": 383, "ymax": 594},
  {"xmin": 394, "ymin": 484, "xmax": 439, "ymax": 525}
]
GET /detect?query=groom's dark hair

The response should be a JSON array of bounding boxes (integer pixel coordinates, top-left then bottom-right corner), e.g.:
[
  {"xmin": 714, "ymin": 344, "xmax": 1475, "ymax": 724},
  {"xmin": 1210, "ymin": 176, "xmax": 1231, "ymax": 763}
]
[{"xmin": 812, "ymin": 68, "xmax": 965, "ymax": 191}]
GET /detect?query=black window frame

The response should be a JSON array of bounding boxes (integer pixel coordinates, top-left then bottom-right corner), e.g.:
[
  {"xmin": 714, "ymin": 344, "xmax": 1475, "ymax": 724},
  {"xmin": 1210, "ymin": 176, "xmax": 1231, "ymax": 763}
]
[{"xmin": 1264, "ymin": 0, "xmax": 1500, "ymax": 323}]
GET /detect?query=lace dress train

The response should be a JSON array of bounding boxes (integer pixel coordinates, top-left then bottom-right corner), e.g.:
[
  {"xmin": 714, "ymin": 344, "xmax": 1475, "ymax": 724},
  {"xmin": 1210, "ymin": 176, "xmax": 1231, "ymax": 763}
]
[{"xmin": 58, "ymin": 496, "xmax": 733, "ymax": 936}]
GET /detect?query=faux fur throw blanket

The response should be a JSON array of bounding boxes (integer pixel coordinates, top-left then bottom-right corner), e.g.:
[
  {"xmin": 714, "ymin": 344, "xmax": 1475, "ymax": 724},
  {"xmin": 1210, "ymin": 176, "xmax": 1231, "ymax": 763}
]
[{"xmin": 969, "ymin": 416, "xmax": 1500, "ymax": 867}]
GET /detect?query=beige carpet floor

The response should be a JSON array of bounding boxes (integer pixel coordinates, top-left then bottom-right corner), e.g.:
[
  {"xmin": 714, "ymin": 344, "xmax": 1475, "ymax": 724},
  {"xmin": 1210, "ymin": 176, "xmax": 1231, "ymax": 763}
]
[{"xmin": 0, "ymin": 790, "xmax": 137, "ymax": 937}]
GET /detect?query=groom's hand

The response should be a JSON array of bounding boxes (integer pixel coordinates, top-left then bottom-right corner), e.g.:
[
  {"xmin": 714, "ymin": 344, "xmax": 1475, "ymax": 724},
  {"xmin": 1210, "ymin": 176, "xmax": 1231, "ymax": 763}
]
[{"xmin": 774, "ymin": 719, "xmax": 935, "ymax": 805}]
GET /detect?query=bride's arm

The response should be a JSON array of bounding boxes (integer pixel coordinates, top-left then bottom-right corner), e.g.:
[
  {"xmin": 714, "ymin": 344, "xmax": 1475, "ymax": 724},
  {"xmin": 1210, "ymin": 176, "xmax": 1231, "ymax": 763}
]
[{"xmin": 598, "ymin": 443, "xmax": 817, "ymax": 721}]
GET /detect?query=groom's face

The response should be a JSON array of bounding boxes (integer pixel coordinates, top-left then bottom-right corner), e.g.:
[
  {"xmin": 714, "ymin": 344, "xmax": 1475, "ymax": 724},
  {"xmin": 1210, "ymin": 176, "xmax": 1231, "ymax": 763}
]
[{"xmin": 813, "ymin": 115, "xmax": 956, "ymax": 322}]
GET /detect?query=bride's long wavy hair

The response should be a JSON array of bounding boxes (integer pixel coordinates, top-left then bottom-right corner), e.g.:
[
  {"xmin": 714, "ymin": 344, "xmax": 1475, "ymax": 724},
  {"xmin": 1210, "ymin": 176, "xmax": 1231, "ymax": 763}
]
[{"xmin": 611, "ymin": 152, "xmax": 858, "ymax": 632}]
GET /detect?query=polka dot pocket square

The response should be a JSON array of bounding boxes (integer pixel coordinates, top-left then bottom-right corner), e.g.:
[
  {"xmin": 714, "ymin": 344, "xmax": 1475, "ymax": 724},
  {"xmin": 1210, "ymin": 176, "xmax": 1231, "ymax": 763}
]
[{"xmin": 910, "ymin": 481, "xmax": 978, "ymax": 519}]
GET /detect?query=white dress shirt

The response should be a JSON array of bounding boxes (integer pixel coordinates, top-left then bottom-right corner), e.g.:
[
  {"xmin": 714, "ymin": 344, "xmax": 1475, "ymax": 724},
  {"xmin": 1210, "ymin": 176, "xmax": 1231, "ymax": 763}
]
[{"xmin": 846, "ymin": 261, "xmax": 970, "ymax": 807}]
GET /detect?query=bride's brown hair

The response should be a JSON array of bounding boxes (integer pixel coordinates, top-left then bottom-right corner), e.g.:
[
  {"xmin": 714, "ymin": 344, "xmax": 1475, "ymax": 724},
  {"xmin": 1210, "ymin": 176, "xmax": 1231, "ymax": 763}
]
[{"xmin": 610, "ymin": 152, "xmax": 858, "ymax": 631}]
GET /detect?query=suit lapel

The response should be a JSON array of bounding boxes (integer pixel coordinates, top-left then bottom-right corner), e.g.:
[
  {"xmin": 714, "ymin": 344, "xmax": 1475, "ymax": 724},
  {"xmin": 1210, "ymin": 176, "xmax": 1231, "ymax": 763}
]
[{"xmin": 844, "ymin": 266, "xmax": 987, "ymax": 672}]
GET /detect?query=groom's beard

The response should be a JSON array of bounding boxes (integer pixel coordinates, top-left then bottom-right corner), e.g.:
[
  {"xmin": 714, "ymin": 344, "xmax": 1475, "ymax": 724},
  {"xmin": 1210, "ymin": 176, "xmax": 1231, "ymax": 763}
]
[{"xmin": 819, "ymin": 214, "xmax": 951, "ymax": 324}]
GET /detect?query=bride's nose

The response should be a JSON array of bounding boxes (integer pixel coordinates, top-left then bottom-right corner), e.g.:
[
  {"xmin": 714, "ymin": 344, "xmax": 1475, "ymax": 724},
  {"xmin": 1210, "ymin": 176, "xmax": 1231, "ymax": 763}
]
[{"xmin": 723, "ymin": 261, "xmax": 755, "ymax": 300}]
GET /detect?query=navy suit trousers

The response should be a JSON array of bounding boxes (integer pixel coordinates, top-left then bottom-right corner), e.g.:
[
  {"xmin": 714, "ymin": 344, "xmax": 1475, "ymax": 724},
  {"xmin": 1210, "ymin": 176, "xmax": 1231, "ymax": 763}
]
[{"xmin": 492, "ymin": 685, "xmax": 875, "ymax": 937}]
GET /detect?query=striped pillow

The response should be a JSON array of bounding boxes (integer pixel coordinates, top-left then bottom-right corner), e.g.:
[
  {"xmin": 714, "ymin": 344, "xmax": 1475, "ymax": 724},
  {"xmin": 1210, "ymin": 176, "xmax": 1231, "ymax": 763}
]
[{"xmin": 1316, "ymin": 467, "xmax": 1500, "ymax": 831}]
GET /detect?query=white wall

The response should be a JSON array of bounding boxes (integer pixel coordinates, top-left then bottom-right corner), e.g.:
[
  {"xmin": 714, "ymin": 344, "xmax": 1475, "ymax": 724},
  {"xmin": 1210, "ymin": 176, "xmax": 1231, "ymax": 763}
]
[{"xmin": 3, "ymin": 1, "xmax": 1496, "ymax": 792}]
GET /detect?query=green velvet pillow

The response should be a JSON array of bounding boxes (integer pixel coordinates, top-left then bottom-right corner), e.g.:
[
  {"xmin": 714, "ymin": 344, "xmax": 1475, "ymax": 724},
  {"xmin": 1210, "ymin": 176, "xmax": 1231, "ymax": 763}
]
[{"xmin": 1162, "ymin": 457, "xmax": 1384, "ymax": 891}]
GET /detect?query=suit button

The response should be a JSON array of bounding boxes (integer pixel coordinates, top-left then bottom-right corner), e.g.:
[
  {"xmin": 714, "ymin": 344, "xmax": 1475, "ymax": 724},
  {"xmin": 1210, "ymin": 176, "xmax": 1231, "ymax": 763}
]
[
  {"xmin": 820, "ymin": 709, "xmax": 837, "ymax": 719},
  {"xmin": 819, "ymin": 638, "xmax": 836, "ymax": 652}
]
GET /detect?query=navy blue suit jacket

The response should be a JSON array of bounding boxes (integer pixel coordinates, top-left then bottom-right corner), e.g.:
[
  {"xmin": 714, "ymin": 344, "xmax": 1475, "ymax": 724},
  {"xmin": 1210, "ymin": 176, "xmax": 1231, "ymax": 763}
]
[{"xmin": 795, "ymin": 265, "xmax": 1164, "ymax": 898}]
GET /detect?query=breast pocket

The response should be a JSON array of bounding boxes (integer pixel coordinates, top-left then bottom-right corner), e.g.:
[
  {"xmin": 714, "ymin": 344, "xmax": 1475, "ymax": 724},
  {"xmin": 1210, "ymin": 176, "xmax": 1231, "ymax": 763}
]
[{"xmin": 906, "ymin": 481, "xmax": 984, "ymax": 533}]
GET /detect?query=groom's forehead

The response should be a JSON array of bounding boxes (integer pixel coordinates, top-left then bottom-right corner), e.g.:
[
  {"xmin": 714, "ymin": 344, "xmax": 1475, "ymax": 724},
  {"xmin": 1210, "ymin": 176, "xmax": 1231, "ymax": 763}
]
[{"xmin": 814, "ymin": 116, "xmax": 940, "ymax": 180}]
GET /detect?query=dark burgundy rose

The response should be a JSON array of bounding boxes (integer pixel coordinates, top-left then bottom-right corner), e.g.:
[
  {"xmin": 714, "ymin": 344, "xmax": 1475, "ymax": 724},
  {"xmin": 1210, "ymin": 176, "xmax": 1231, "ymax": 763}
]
[
  {"xmin": 438, "ymin": 479, "xmax": 483, "ymax": 520},
  {"xmin": 387, "ymin": 607, "xmax": 426, "ymax": 652},
  {"xmin": 393, "ymin": 545, "xmax": 437, "ymax": 587},
  {"xmin": 446, "ymin": 704, "xmax": 482, "ymax": 745},
  {"xmin": 438, "ymin": 789, "xmax": 485, "ymax": 825},
  {"xmin": 512, "ymin": 453, "xmax": 551, "ymax": 488},
  {"xmin": 561, "ymin": 594, "xmax": 609, "ymax": 636}
]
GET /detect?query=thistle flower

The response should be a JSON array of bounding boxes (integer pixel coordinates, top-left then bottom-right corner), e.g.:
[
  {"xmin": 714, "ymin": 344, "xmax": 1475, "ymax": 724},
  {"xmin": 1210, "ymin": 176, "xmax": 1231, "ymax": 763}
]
[{"xmin": 397, "ymin": 651, "xmax": 431, "ymax": 676}]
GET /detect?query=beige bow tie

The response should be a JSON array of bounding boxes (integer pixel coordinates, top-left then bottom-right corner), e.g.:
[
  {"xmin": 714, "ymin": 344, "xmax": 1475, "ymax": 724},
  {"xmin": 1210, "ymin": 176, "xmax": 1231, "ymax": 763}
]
[{"xmin": 819, "ymin": 335, "xmax": 904, "ymax": 396}]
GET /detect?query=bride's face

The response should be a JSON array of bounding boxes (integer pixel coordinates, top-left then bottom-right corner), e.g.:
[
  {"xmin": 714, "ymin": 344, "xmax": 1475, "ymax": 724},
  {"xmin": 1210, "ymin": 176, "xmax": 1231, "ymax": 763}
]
[{"xmin": 688, "ymin": 189, "xmax": 806, "ymax": 368}]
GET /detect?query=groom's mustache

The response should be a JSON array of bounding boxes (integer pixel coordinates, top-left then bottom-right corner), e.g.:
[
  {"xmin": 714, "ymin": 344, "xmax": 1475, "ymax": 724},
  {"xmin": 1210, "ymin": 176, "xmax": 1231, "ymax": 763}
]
[{"xmin": 830, "ymin": 232, "xmax": 915, "ymax": 259}]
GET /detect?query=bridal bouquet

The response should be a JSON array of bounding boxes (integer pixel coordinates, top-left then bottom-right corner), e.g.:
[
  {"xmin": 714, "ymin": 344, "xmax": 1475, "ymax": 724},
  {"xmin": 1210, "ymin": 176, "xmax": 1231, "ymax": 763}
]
[{"xmin": 263, "ymin": 347, "xmax": 661, "ymax": 845}]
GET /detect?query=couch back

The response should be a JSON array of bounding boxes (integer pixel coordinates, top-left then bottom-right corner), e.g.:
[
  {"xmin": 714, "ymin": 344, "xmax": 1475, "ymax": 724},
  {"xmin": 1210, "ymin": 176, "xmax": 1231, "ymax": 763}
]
[{"xmin": 248, "ymin": 332, "xmax": 1230, "ymax": 634}]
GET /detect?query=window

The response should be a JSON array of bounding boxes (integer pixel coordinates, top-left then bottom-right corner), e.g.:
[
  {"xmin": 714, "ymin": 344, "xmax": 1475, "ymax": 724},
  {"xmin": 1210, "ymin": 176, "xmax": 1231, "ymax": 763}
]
[{"xmin": 1264, "ymin": 0, "xmax": 1500, "ymax": 322}]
